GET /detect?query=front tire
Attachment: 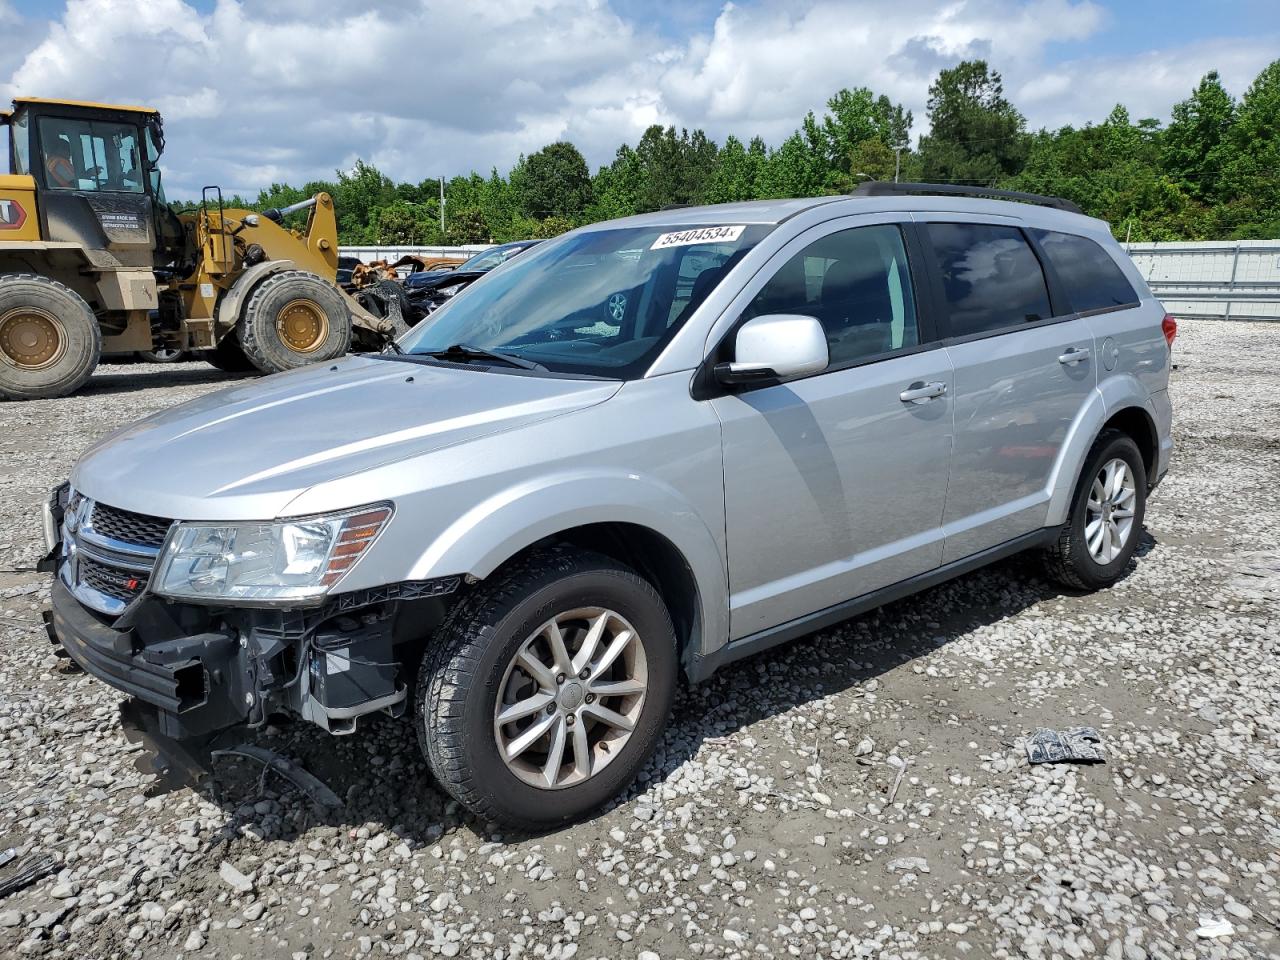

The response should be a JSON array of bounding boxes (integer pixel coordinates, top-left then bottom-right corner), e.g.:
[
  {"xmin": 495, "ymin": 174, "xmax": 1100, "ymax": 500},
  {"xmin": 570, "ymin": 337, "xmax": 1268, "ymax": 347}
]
[
  {"xmin": 417, "ymin": 548, "xmax": 677, "ymax": 830},
  {"xmin": 1044, "ymin": 429, "xmax": 1147, "ymax": 590},
  {"xmin": 238, "ymin": 270, "xmax": 351, "ymax": 374},
  {"xmin": 0, "ymin": 274, "xmax": 101, "ymax": 399}
]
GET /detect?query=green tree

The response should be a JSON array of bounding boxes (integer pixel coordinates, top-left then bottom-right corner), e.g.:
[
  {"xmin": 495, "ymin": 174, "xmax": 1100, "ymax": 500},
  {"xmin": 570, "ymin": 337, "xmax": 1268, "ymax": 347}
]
[
  {"xmin": 513, "ymin": 141, "xmax": 593, "ymax": 220},
  {"xmin": 1214, "ymin": 59, "xmax": 1280, "ymax": 237},
  {"xmin": 1163, "ymin": 71, "xmax": 1236, "ymax": 202},
  {"xmin": 919, "ymin": 60, "xmax": 1026, "ymax": 184},
  {"xmin": 448, "ymin": 207, "xmax": 490, "ymax": 244},
  {"xmin": 533, "ymin": 215, "xmax": 575, "ymax": 238},
  {"xmin": 333, "ymin": 160, "xmax": 396, "ymax": 243},
  {"xmin": 585, "ymin": 145, "xmax": 644, "ymax": 222},
  {"xmin": 821, "ymin": 87, "xmax": 912, "ymax": 177},
  {"xmin": 758, "ymin": 128, "xmax": 828, "ymax": 198},
  {"xmin": 371, "ymin": 201, "xmax": 431, "ymax": 244},
  {"xmin": 705, "ymin": 135, "xmax": 764, "ymax": 202},
  {"xmin": 1011, "ymin": 107, "xmax": 1207, "ymax": 240}
]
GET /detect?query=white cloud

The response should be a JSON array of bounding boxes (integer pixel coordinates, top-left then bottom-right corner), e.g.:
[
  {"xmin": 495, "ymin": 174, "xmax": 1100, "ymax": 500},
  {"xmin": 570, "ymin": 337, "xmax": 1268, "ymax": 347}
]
[{"xmin": 1, "ymin": 0, "xmax": 1274, "ymax": 199}]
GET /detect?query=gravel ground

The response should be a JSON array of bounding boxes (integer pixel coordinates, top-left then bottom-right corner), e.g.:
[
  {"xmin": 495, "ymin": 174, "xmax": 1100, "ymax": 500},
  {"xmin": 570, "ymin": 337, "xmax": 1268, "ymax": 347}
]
[{"xmin": 0, "ymin": 321, "xmax": 1277, "ymax": 960}]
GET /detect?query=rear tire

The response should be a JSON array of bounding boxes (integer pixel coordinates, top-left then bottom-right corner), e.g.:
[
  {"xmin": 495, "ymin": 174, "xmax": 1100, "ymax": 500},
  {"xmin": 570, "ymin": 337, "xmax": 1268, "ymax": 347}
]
[
  {"xmin": 202, "ymin": 336, "xmax": 257, "ymax": 373},
  {"xmin": 0, "ymin": 274, "xmax": 101, "ymax": 400},
  {"xmin": 238, "ymin": 270, "xmax": 351, "ymax": 374},
  {"xmin": 418, "ymin": 547, "xmax": 677, "ymax": 830},
  {"xmin": 1043, "ymin": 429, "xmax": 1147, "ymax": 590}
]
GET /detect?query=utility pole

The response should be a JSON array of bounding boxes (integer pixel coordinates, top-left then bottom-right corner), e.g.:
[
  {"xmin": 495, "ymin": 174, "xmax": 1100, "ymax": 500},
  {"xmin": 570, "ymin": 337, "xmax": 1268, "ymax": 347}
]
[
  {"xmin": 894, "ymin": 147, "xmax": 902, "ymax": 183},
  {"xmin": 439, "ymin": 176, "xmax": 446, "ymax": 236}
]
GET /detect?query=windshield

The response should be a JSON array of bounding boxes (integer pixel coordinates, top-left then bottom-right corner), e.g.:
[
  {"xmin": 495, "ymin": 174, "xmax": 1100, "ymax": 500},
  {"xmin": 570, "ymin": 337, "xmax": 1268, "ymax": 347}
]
[
  {"xmin": 460, "ymin": 244, "xmax": 528, "ymax": 272},
  {"xmin": 399, "ymin": 223, "xmax": 771, "ymax": 379},
  {"xmin": 37, "ymin": 116, "xmax": 144, "ymax": 193}
]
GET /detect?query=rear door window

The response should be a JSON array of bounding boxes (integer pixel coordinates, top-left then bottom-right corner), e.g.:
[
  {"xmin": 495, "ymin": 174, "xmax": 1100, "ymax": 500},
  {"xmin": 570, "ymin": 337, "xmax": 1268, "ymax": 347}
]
[
  {"xmin": 1032, "ymin": 229, "xmax": 1139, "ymax": 314},
  {"xmin": 923, "ymin": 222, "xmax": 1053, "ymax": 337}
]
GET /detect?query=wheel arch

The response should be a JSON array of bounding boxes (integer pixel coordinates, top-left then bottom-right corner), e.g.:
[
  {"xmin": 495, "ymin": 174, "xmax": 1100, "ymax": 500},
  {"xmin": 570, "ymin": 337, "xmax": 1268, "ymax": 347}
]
[
  {"xmin": 214, "ymin": 258, "xmax": 295, "ymax": 334},
  {"xmin": 1046, "ymin": 376, "xmax": 1160, "ymax": 526},
  {"xmin": 504, "ymin": 521, "xmax": 705, "ymax": 681},
  {"xmin": 404, "ymin": 477, "xmax": 729, "ymax": 681}
]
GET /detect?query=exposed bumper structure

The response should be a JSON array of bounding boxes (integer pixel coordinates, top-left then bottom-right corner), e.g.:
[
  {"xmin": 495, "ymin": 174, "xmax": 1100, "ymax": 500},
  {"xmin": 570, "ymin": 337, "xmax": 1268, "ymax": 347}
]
[
  {"xmin": 48, "ymin": 577, "xmax": 246, "ymax": 738},
  {"xmin": 43, "ymin": 489, "xmax": 458, "ymax": 753}
]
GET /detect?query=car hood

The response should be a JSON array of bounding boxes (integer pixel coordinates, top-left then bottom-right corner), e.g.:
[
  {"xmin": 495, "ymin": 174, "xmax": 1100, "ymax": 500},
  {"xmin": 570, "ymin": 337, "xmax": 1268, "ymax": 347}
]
[
  {"xmin": 405, "ymin": 268, "xmax": 458, "ymax": 289},
  {"xmin": 407, "ymin": 270, "xmax": 483, "ymax": 294},
  {"xmin": 72, "ymin": 356, "xmax": 620, "ymax": 521}
]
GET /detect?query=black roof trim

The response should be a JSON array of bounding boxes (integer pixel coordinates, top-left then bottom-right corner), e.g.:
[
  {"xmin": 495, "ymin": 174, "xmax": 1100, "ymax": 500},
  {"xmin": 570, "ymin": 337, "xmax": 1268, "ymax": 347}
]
[{"xmin": 851, "ymin": 181, "xmax": 1083, "ymax": 215}]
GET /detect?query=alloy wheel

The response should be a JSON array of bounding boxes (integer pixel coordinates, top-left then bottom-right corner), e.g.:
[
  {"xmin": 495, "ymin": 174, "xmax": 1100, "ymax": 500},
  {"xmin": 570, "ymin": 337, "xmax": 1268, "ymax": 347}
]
[
  {"xmin": 494, "ymin": 607, "xmax": 648, "ymax": 790},
  {"xmin": 1086, "ymin": 457, "xmax": 1137, "ymax": 564}
]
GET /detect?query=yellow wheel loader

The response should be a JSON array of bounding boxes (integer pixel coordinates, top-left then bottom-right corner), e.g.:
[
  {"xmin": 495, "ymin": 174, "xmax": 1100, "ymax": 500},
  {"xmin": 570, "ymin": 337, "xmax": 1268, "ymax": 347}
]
[{"xmin": 0, "ymin": 97, "xmax": 393, "ymax": 399}]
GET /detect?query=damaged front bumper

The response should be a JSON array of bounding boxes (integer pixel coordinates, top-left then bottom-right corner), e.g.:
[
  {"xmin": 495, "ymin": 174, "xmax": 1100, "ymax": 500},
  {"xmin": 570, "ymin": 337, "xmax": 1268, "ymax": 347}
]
[{"xmin": 41, "ymin": 485, "xmax": 459, "ymax": 777}]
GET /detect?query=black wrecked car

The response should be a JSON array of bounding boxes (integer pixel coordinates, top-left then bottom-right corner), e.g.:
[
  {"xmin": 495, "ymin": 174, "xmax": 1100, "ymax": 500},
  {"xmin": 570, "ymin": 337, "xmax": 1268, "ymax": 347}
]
[{"xmin": 404, "ymin": 240, "xmax": 541, "ymax": 317}]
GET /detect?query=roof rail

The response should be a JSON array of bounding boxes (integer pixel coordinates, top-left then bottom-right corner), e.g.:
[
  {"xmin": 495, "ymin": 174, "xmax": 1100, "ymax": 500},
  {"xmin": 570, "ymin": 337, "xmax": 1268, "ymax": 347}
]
[{"xmin": 851, "ymin": 180, "xmax": 1083, "ymax": 215}]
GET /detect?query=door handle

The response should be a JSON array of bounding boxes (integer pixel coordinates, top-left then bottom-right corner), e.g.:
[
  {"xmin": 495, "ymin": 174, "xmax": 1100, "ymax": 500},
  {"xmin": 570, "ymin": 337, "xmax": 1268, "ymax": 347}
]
[
  {"xmin": 1058, "ymin": 347, "xmax": 1090, "ymax": 365},
  {"xmin": 899, "ymin": 380, "xmax": 947, "ymax": 404}
]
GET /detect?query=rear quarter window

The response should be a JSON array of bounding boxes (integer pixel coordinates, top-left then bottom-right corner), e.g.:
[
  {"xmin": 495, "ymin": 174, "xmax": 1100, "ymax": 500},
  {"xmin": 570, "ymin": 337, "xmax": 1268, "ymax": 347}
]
[
  {"xmin": 923, "ymin": 222, "xmax": 1054, "ymax": 337},
  {"xmin": 1032, "ymin": 229, "xmax": 1139, "ymax": 314}
]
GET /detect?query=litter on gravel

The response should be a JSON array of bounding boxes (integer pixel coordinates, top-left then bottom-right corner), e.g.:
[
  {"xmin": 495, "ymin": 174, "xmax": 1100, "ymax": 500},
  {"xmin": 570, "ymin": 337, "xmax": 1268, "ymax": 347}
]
[{"xmin": 1025, "ymin": 726, "xmax": 1107, "ymax": 764}]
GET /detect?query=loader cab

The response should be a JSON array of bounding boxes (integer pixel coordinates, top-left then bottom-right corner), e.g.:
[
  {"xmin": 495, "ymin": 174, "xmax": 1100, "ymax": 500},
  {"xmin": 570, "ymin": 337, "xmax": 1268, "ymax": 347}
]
[{"xmin": 4, "ymin": 98, "xmax": 186, "ymax": 269}]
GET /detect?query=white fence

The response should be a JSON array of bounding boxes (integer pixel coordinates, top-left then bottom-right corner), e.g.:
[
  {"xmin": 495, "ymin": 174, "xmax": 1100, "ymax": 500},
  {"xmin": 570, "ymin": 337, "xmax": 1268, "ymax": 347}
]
[
  {"xmin": 343, "ymin": 240, "xmax": 1280, "ymax": 322},
  {"xmin": 343, "ymin": 245, "xmax": 492, "ymax": 263},
  {"xmin": 1122, "ymin": 240, "xmax": 1280, "ymax": 321}
]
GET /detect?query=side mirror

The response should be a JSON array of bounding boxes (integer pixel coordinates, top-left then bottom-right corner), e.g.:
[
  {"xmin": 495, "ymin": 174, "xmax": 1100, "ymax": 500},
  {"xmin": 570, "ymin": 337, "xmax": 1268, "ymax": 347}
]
[{"xmin": 715, "ymin": 313, "xmax": 828, "ymax": 386}]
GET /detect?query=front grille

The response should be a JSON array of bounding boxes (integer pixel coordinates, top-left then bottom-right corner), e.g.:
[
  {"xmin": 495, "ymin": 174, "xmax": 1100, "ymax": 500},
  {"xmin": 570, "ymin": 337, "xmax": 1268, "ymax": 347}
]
[
  {"xmin": 79, "ymin": 554, "xmax": 148, "ymax": 604},
  {"xmin": 89, "ymin": 503, "xmax": 172, "ymax": 549},
  {"xmin": 63, "ymin": 499, "xmax": 172, "ymax": 614}
]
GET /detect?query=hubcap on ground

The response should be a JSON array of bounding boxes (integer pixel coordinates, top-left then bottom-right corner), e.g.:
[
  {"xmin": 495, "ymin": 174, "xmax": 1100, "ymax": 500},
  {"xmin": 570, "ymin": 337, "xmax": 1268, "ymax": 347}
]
[
  {"xmin": 276, "ymin": 299, "xmax": 328, "ymax": 353},
  {"xmin": 1086, "ymin": 457, "xmax": 1136, "ymax": 564},
  {"xmin": 494, "ymin": 607, "xmax": 648, "ymax": 790},
  {"xmin": 0, "ymin": 307, "xmax": 66, "ymax": 369}
]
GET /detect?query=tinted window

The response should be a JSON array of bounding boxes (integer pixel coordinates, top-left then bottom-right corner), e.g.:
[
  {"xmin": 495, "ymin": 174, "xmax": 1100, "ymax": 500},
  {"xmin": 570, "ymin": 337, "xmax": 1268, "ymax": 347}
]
[
  {"xmin": 745, "ymin": 224, "xmax": 919, "ymax": 366},
  {"xmin": 1033, "ymin": 229, "xmax": 1139, "ymax": 313},
  {"xmin": 925, "ymin": 223, "xmax": 1052, "ymax": 337}
]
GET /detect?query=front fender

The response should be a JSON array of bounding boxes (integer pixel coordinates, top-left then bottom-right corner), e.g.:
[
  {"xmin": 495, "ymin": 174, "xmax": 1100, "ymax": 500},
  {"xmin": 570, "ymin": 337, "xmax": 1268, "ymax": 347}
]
[
  {"xmin": 408, "ymin": 470, "xmax": 729, "ymax": 658},
  {"xmin": 215, "ymin": 259, "xmax": 295, "ymax": 330},
  {"xmin": 1045, "ymin": 375, "xmax": 1157, "ymax": 526}
]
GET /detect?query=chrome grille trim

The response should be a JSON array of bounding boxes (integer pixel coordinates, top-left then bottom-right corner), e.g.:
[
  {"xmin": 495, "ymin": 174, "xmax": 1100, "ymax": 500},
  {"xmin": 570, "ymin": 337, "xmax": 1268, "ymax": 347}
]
[
  {"xmin": 87, "ymin": 503, "xmax": 172, "ymax": 550},
  {"xmin": 58, "ymin": 498, "xmax": 174, "ymax": 616}
]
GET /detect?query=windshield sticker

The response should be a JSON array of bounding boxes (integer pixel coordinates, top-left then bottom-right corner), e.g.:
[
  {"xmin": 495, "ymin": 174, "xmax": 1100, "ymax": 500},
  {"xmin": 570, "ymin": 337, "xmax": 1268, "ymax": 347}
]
[{"xmin": 650, "ymin": 225, "xmax": 746, "ymax": 250}]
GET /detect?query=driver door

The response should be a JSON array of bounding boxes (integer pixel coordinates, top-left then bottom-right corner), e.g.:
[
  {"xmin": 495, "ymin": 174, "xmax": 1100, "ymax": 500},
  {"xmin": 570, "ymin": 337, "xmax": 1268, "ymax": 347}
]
[{"xmin": 709, "ymin": 219, "xmax": 955, "ymax": 639}]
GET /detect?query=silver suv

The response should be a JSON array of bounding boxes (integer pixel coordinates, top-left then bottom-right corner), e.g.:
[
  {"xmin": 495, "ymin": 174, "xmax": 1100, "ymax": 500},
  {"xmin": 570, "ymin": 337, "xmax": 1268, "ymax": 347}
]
[{"xmin": 43, "ymin": 184, "xmax": 1174, "ymax": 829}]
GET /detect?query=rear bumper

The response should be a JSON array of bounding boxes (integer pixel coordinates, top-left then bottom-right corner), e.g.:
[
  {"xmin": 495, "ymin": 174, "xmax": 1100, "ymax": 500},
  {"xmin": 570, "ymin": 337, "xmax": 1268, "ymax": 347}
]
[{"xmin": 1150, "ymin": 388, "xmax": 1173, "ymax": 487}]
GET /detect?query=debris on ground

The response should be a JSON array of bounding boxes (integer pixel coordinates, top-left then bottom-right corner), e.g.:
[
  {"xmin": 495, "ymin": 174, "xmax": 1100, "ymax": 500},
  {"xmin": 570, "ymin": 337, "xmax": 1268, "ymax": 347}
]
[
  {"xmin": 0, "ymin": 854, "xmax": 57, "ymax": 900},
  {"xmin": 1025, "ymin": 726, "xmax": 1106, "ymax": 764},
  {"xmin": 211, "ymin": 743, "xmax": 343, "ymax": 811}
]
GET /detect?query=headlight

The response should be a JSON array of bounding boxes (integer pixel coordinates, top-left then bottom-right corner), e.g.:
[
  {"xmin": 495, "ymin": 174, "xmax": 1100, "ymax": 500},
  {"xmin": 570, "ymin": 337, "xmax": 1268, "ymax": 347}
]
[
  {"xmin": 153, "ymin": 504, "xmax": 392, "ymax": 605},
  {"xmin": 439, "ymin": 284, "xmax": 460, "ymax": 298}
]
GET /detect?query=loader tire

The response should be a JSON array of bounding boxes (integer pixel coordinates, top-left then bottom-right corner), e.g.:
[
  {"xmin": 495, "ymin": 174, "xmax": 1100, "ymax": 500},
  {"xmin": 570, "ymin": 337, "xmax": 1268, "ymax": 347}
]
[
  {"xmin": 0, "ymin": 274, "xmax": 101, "ymax": 400},
  {"xmin": 238, "ymin": 270, "xmax": 351, "ymax": 374},
  {"xmin": 203, "ymin": 336, "xmax": 257, "ymax": 373}
]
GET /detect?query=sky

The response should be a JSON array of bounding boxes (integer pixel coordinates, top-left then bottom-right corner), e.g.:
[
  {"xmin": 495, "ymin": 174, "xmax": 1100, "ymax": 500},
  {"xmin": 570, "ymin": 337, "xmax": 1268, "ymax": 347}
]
[{"xmin": 1, "ymin": 0, "xmax": 1277, "ymax": 200}]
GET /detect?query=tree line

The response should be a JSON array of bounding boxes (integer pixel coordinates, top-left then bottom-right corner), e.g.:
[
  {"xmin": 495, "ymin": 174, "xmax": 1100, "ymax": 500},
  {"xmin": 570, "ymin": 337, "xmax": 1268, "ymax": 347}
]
[{"xmin": 184, "ymin": 58, "xmax": 1280, "ymax": 244}]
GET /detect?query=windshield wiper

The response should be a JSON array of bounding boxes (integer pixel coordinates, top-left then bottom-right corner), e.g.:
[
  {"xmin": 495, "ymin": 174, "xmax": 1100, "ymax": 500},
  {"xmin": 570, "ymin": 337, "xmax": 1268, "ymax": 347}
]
[
  {"xmin": 423, "ymin": 343, "xmax": 544, "ymax": 371},
  {"xmin": 382, "ymin": 338, "xmax": 405, "ymax": 355}
]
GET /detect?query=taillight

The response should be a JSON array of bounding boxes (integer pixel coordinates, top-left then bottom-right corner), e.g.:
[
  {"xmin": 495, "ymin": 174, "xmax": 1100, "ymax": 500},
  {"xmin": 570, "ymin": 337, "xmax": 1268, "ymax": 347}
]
[{"xmin": 1161, "ymin": 313, "xmax": 1177, "ymax": 348}]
